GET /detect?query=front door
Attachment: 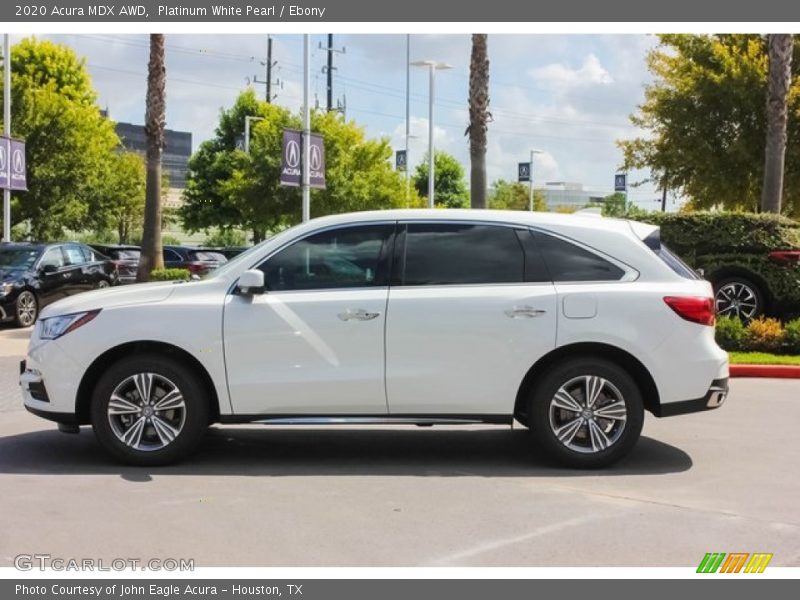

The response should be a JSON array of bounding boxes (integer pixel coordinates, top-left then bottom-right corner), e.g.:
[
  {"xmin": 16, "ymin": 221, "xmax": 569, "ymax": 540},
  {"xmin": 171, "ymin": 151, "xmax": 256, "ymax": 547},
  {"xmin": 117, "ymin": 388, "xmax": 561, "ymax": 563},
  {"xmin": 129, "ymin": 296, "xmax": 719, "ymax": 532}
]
[
  {"xmin": 224, "ymin": 223, "xmax": 395, "ymax": 415},
  {"xmin": 385, "ymin": 222, "xmax": 558, "ymax": 416}
]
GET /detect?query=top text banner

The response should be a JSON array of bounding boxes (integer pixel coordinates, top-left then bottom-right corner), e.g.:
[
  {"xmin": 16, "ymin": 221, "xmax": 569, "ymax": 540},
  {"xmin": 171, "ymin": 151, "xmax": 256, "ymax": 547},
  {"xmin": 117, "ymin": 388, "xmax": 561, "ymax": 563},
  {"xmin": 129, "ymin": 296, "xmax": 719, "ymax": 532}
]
[{"xmin": 3, "ymin": 0, "xmax": 800, "ymax": 22}]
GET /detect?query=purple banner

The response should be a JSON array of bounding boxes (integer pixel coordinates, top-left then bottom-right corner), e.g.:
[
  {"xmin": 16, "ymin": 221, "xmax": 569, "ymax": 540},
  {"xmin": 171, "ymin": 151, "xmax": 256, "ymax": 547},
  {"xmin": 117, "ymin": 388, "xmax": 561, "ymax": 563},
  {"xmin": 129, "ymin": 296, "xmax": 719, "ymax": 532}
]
[
  {"xmin": 280, "ymin": 129, "xmax": 325, "ymax": 189},
  {"xmin": 0, "ymin": 137, "xmax": 27, "ymax": 191}
]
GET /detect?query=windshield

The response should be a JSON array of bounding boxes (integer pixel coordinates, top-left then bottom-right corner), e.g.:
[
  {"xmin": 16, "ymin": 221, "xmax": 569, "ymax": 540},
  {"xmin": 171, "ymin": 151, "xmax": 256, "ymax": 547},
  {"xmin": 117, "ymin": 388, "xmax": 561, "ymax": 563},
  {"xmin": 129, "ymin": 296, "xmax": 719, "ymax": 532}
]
[
  {"xmin": 0, "ymin": 247, "xmax": 41, "ymax": 270},
  {"xmin": 113, "ymin": 249, "xmax": 140, "ymax": 260}
]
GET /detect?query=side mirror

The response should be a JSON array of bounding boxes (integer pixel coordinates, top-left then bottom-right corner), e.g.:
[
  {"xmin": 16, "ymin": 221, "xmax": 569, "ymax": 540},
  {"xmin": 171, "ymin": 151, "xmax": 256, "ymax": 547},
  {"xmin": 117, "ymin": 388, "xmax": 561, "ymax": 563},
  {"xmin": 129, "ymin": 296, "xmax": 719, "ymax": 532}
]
[
  {"xmin": 696, "ymin": 268, "xmax": 705, "ymax": 278},
  {"xmin": 237, "ymin": 269, "xmax": 265, "ymax": 295},
  {"xmin": 40, "ymin": 264, "xmax": 58, "ymax": 275}
]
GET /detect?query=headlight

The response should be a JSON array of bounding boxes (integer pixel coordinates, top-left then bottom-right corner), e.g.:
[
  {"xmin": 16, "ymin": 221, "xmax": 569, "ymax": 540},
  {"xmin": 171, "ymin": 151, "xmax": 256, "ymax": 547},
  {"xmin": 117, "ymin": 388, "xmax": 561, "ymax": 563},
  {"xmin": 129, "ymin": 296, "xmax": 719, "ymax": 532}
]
[
  {"xmin": 0, "ymin": 283, "xmax": 14, "ymax": 296},
  {"xmin": 38, "ymin": 310, "xmax": 101, "ymax": 340}
]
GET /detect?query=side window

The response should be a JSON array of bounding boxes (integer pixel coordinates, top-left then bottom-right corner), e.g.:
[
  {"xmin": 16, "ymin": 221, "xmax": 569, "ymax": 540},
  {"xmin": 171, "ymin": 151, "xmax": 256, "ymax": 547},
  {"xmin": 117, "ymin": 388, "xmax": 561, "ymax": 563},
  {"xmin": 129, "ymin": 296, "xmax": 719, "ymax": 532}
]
[
  {"xmin": 259, "ymin": 225, "xmax": 392, "ymax": 291},
  {"xmin": 163, "ymin": 249, "xmax": 182, "ymax": 262},
  {"xmin": 401, "ymin": 223, "xmax": 525, "ymax": 286},
  {"xmin": 39, "ymin": 247, "xmax": 65, "ymax": 269},
  {"xmin": 534, "ymin": 232, "xmax": 625, "ymax": 282},
  {"xmin": 64, "ymin": 245, "xmax": 87, "ymax": 266}
]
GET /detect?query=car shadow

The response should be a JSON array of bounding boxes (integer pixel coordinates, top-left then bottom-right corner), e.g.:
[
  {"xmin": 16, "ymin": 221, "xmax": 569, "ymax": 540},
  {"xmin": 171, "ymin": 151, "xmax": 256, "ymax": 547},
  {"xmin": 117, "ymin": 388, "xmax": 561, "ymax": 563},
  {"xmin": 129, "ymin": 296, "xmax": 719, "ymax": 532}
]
[{"xmin": 0, "ymin": 426, "xmax": 692, "ymax": 478}]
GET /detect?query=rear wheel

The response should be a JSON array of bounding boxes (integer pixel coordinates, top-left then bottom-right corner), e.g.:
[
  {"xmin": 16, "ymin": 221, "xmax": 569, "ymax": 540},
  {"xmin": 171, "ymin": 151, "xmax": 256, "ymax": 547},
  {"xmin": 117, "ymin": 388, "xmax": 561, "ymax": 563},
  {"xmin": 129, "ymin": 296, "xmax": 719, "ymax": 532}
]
[
  {"xmin": 94, "ymin": 278, "xmax": 111, "ymax": 289},
  {"xmin": 527, "ymin": 357, "xmax": 644, "ymax": 468},
  {"xmin": 91, "ymin": 355, "xmax": 209, "ymax": 466}
]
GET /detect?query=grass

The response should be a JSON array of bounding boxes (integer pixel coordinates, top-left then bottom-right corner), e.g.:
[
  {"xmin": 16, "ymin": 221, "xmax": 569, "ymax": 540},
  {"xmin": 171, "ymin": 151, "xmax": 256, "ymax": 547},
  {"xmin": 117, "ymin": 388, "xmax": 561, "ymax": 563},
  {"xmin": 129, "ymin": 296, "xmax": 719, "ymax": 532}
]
[{"xmin": 728, "ymin": 351, "xmax": 800, "ymax": 366}]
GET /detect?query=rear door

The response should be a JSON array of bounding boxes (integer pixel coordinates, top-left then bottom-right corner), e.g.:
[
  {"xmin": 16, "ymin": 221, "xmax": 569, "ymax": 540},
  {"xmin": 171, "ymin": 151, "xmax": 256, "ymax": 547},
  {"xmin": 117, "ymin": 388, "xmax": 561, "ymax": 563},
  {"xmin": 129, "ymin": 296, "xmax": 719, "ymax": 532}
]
[
  {"xmin": 62, "ymin": 244, "xmax": 92, "ymax": 293},
  {"xmin": 36, "ymin": 246, "xmax": 72, "ymax": 305},
  {"xmin": 385, "ymin": 222, "xmax": 558, "ymax": 416}
]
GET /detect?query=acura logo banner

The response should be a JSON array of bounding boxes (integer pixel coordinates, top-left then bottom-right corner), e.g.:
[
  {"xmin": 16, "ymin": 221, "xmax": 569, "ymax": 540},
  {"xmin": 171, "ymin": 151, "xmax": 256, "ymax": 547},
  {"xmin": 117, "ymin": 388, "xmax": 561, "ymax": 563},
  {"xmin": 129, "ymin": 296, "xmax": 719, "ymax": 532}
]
[{"xmin": 280, "ymin": 129, "xmax": 326, "ymax": 189}]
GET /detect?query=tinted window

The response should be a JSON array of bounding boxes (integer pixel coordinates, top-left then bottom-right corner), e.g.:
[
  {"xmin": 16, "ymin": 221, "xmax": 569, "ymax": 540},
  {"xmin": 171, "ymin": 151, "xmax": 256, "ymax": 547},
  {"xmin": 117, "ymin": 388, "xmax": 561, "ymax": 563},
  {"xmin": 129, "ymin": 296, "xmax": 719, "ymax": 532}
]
[
  {"xmin": 656, "ymin": 245, "xmax": 700, "ymax": 280},
  {"xmin": 260, "ymin": 225, "xmax": 391, "ymax": 291},
  {"xmin": 401, "ymin": 223, "xmax": 525, "ymax": 286},
  {"xmin": 40, "ymin": 247, "xmax": 65, "ymax": 269},
  {"xmin": 163, "ymin": 249, "xmax": 182, "ymax": 262},
  {"xmin": 535, "ymin": 232, "xmax": 625, "ymax": 282}
]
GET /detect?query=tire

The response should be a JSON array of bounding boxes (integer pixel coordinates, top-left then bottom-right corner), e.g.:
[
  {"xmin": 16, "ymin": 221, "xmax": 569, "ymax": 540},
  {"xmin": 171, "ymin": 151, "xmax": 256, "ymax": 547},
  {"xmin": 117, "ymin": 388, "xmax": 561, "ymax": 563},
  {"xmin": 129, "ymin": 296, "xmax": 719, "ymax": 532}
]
[
  {"xmin": 14, "ymin": 290, "xmax": 38, "ymax": 328},
  {"xmin": 94, "ymin": 278, "xmax": 111, "ymax": 289},
  {"xmin": 91, "ymin": 355, "xmax": 210, "ymax": 466},
  {"xmin": 713, "ymin": 276, "xmax": 764, "ymax": 321},
  {"xmin": 527, "ymin": 356, "xmax": 644, "ymax": 469}
]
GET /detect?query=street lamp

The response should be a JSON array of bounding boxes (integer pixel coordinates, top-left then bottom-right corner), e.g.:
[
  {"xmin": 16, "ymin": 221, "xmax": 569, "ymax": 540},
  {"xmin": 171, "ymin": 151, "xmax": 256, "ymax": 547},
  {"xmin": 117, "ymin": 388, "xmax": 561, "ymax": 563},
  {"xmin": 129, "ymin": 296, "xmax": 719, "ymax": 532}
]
[
  {"xmin": 528, "ymin": 149, "xmax": 545, "ymax": 211},
  {"xmin": 411, "ymin": 60, "xmax": 452, "ymax": 208},
  {"xmin": 244, "ymin": 116, "xmax": 264, "ymax": 154}
]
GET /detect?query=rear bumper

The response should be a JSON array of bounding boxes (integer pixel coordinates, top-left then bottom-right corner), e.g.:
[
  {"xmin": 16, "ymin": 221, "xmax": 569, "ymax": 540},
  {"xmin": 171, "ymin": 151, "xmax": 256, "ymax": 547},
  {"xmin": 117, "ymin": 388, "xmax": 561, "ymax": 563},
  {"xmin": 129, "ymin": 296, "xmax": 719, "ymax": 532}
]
[{"xmin": 654, "ymin": 377, "xmax": 729, "ymax": 417}]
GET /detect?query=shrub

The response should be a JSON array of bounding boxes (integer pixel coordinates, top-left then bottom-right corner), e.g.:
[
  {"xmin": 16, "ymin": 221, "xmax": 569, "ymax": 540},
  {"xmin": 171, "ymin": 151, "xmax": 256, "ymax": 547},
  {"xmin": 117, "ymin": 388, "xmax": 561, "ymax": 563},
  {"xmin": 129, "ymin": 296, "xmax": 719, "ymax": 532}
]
[
  {"xmin": 628, "ymin": 212, "xmax": 800, "ymax": 260},
  {"xmin": 745, "ymin": 317, "xmax": 786, "ymax": 353},
  {"xmin": 150, "ymin": 268, "xmax": 190, "ymax": 282},
  {"xmin": 715, "ymin": 316, "xmax": 747, "ymax": 351},
  {"xmin": 784, "ymin": 318, "xmax": 800, "ymax": 355}
]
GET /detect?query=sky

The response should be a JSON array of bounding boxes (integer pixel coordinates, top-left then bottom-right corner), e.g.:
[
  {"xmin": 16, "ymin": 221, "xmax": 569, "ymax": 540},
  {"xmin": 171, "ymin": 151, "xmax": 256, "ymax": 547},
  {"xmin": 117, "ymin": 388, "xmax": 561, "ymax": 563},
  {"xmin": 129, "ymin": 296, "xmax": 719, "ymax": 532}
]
[{"xmin": 29, "ymin": 33, "xmax": 670, "ymax": 208}]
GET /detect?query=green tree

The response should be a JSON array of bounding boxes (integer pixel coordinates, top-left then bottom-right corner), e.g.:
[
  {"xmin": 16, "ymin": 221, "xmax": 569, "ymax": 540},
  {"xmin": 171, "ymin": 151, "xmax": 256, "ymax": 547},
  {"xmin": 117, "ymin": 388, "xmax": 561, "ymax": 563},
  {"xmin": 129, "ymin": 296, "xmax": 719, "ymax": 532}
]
[
  {"xmin": 413, "ymin": 151, "xmax": 469, "ymax": 208},
  {"xmin": 181, "ymin": 90, "xmax": 410, "ymax": 242},
  {"xmin": 0, "ymin": 37, "xmax": 121, "ymax": 239},
  {"xmin": 488, "ymin": 179, "xmax": 546, "ymax": 211},
  {"xmin": 204, "ymin": 228, "xmax": 247, "ymax": 248},
  {"xmin": 99, "ymin": 151, "xmax": 146, "ymax": 244},
  {"xmin": 618, "ymin": 34, "xmax": 800, "ymax": 217}
]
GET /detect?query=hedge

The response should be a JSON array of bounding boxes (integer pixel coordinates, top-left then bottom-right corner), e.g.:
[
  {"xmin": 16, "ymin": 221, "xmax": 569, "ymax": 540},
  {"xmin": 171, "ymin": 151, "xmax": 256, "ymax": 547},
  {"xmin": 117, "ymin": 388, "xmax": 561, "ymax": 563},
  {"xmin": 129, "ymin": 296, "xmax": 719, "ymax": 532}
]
[
  {"xmin": 149, "ymin": 268, "xmax": 191, "ymax": 282},
  {"xmin": 631, "ymin": 212, "xmax": 800, "ymax": 258}
]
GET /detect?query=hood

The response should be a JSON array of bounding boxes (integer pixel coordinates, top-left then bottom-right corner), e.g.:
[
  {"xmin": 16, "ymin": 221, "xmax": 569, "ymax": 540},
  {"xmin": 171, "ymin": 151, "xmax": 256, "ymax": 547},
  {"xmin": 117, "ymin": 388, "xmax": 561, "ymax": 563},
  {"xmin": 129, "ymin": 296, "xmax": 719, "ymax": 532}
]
[
  {"xmin": 39, "ymin": 281, "xmax": 180, "ymax": 319},
  {"xmin": 0, "ymin": 268, "xmax": 27, "ymax": 284}
]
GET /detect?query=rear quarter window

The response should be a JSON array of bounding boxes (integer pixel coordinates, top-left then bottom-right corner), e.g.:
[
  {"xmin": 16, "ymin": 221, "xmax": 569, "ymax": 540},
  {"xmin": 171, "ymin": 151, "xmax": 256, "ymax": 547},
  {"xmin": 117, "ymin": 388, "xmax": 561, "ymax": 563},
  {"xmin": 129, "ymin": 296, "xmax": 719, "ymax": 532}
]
[{"xmin": 534, "ymin": 232, "xmax": 625, "ymax": 282}]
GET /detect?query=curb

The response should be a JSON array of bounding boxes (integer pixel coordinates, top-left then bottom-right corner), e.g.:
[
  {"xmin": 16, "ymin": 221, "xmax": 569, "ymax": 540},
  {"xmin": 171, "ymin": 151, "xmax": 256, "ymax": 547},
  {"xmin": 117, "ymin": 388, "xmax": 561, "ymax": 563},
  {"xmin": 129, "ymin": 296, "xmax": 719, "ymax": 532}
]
[{"xmin": 730, "ymin": 364, "xmax": 800, "ymax": 379}]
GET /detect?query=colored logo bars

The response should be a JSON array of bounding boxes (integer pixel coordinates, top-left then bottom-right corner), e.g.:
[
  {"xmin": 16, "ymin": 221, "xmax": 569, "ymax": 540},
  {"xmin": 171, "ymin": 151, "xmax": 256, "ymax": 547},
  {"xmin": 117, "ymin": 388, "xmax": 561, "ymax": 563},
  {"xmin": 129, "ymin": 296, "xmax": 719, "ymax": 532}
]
[{"xmin": 696, "ymin": 552, "xmax": 773, "ymax": 573}]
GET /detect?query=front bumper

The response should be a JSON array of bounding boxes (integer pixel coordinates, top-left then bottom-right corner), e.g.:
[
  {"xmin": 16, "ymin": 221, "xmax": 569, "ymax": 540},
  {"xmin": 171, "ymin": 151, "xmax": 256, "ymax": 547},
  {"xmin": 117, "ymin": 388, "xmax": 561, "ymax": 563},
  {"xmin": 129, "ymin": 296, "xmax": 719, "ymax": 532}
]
[{"xmin": 654, "ymin": 377, "xmax": 729, "ymax": 417}]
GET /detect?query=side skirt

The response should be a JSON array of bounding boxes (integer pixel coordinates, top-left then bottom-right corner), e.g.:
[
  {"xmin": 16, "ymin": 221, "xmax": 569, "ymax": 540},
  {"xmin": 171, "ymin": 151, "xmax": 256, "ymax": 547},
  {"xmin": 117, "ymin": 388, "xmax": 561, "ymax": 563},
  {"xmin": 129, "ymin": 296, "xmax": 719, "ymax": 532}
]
[{"xmin": 218, "ymin": 414, "xmax": 513, "ymax": 426}]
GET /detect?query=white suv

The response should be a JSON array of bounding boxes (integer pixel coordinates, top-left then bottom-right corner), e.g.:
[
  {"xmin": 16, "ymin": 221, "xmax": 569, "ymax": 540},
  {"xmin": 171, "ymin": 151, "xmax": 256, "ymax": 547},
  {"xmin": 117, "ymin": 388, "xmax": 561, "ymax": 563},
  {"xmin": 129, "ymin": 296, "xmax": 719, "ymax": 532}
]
[{"xmin": 20, "ymin": 210, "xmax": 729, "ymax": 468}]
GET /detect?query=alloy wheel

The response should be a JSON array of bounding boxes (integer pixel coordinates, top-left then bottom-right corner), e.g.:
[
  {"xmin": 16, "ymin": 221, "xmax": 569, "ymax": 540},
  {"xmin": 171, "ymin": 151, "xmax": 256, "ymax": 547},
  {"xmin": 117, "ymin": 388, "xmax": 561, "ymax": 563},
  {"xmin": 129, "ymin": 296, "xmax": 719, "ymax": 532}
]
[
  {"xmin": 715, "ymin": 282, "xmax": 759, "ymax": 320},
  {"xmin": 548, "ymin": 375, "xmax": 628, "ymax": 454},
  {"xmin": 96, "ymin": 279, "xmax": 111, "ymax": 289},
  {"xmin": 16, "ymin": 291, "xmax": 38, "ymax": 327},
  {"xmin": 107, "ymin": 373, "xmax": 187, "ymax": 452}
]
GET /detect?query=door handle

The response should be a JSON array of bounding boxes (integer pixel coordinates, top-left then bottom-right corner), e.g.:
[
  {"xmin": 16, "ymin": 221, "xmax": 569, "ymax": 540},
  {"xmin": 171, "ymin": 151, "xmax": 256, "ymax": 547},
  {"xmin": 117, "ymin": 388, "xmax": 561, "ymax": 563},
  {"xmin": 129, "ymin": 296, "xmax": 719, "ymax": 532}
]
[
  {"xmin": 338, "ymin": 309, "xmax": 381, "ymax": 322},
  {"xmin": 504, "ymin": 305, "xmax": 547, "ymax": 318}
]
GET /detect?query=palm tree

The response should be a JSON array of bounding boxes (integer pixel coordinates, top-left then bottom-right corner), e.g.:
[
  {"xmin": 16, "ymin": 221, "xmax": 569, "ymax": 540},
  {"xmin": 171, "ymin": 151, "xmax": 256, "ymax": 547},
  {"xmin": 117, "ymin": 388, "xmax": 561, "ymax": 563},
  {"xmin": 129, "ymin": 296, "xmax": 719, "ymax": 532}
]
[
  {"xmin": 761, "ymin": 34, "xmax": 793, "ymax": 214},
  {"xmin": 137, "ymin": 33, "xmax": 166, "ymax": 281},
  {"xmin": 467, "ymin": 34, "xmax": 490, "ymax": 209}
]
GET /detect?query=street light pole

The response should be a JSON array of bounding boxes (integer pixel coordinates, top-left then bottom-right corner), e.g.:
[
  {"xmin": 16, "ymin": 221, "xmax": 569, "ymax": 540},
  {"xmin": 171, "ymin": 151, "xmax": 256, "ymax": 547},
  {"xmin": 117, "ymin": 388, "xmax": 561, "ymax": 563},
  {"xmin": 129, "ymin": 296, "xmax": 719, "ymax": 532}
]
[
  {"xmin": 244, "ymin": 116, "xmax": 264, "ymax": 154},
  {"xmin": 302, "ymin": 34, "xmax": 311, "ymax": 222},
  {"xmin": 3, "ymin": 34, "xmax": 10, "ymax": 242},
  {"xmin": 528, "ymin": 149, "xmax": 544, "ymax": 211},
  {"xmin": 405, "ymin": 34, "xmax": 410, "ymax": 206},
  {"xmin": 412, "ymin": 60, "xmax": 451, "ymax": 208}
]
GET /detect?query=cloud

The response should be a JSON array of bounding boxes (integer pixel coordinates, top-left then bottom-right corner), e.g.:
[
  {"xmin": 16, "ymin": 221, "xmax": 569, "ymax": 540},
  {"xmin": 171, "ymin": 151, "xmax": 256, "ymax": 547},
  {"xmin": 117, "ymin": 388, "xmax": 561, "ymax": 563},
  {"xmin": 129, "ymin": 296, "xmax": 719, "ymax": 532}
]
[{"xmin": 529, "ymin": 53, "xmax": 613, "ymax": 89}]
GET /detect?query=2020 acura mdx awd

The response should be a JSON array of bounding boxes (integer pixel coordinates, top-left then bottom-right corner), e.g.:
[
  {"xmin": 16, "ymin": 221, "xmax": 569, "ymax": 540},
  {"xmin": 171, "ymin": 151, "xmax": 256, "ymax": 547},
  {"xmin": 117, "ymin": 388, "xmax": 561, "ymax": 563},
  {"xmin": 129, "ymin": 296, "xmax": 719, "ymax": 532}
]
[{"xmin": 20, "ymin": 210, "xmax": 729, "ymax": 468}]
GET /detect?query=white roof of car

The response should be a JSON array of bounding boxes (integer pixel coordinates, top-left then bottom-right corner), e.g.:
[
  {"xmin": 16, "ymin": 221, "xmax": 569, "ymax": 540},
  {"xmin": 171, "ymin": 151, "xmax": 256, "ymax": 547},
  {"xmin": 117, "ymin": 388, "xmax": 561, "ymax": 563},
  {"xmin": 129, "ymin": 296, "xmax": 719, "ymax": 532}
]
[{"xmin": 303, "ymin": 209, "xmax": 646, "ymax": 237}]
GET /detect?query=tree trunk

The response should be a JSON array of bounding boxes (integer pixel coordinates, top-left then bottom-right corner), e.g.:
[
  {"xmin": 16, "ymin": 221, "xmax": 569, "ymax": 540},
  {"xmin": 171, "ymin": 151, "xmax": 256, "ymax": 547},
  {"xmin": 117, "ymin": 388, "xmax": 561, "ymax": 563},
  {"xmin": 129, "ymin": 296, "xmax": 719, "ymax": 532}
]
[
  {"xmin": 468, "ymin": 34, "xmax": 490, "ymax": 209},
  {"xmin": 761, "ymin": 34, "xmax": 793, "ymax": 214},
  {"xmin": 137, "ymin": 33, "xmax": 167, "ymax": 281}
]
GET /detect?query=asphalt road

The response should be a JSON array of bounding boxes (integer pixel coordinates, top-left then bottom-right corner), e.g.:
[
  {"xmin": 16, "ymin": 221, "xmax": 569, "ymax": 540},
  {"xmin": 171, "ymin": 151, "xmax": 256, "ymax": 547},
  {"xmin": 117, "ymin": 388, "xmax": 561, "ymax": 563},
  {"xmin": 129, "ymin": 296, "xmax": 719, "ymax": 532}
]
[{"xmin": 1, "ymin": 325, "xmax": 798, "ymax": 567}]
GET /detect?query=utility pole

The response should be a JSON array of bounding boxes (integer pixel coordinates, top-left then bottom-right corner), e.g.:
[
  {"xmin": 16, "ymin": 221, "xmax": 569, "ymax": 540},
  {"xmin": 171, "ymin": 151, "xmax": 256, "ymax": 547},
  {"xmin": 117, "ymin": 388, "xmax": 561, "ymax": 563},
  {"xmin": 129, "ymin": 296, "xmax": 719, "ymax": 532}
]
[
  {"xmin": 254, "ymin": 35, "xmax": 280, "ymax": 102},
  {"xmin": 319, "ymin": 35, "xmax": 345, "ymax": 113},
  {"xmin": 661, "ymin": 175, "xmax": 668, "ymax": 213},
  {"xmin": 302, "ymin": 34, "xmax": 311, "ymax": 222},
  {"xmin": 3, "ymin": 34, "xmax": 10, "ymax": 243},
  {"xmin": 405, "ymin": 34, "xmax": 411, "ymax": 205}
]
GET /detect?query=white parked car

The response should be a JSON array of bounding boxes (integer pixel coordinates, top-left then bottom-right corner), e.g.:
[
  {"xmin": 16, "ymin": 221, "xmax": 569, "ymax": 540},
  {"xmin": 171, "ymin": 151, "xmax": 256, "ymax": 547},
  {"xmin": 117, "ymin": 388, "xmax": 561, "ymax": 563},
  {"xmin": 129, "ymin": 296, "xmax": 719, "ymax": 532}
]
[{"xmin": 20, "ymin": 210, "xmax": 729, "ymax": 468}]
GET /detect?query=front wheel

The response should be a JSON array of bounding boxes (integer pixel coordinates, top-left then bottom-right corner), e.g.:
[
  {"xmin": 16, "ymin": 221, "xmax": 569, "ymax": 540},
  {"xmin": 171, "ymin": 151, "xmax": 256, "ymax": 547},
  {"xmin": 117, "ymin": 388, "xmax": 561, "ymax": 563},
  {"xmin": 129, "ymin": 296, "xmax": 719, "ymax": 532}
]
[
  {"xmin": 91, "ymin": 355, "xmax": 210, "ymax": 466},
  {"xmin": 94, "ymin": 278, "xmax": 111, "ymax": 289},
  {"xmin": 14, "ymin": 290, "xmax": 38, "ymax": 327},
  {"xmin": 527, "ymin": 357, "xmax": 644, "ymax": 468}
]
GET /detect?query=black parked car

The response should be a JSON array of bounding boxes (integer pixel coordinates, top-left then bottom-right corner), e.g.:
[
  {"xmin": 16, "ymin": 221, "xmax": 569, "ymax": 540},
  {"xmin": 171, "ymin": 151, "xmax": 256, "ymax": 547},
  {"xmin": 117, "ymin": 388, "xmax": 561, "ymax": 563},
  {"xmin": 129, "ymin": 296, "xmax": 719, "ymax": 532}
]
[
  {"xmin": 0, "ymin": 242, "xmax": 118, "ymax": 327},
  {"xmin": 162, "ymin": 245, "xmax": 227, "ymax": 276},
  {"xmin": 89, "ymin": 244, "xmax": 141, "ymax": 284}
]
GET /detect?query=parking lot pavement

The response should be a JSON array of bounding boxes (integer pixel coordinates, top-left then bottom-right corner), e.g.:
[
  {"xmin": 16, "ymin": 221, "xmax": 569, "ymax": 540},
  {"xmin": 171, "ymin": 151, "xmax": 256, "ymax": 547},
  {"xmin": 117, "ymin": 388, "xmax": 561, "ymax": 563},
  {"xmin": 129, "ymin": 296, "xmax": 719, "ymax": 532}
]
[{"xmin": 1, "ymin": 326, "xmax": 799, "ymax": 568}]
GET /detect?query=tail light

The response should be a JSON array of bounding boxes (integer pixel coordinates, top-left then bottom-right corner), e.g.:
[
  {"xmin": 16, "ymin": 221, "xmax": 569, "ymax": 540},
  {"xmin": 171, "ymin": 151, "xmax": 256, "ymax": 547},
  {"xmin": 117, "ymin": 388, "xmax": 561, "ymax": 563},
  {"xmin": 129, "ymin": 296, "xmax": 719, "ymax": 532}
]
[
  {"xmin": 186, "ymin": 262, "xmax": 206, "ymax": 274},
  {"xmin": 663, "ymin": 296, "xmax": 716, "ymax": 326},
  {"xmin": 768, "ymin": 250, "xmax": 800, "ymax": 266}
]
